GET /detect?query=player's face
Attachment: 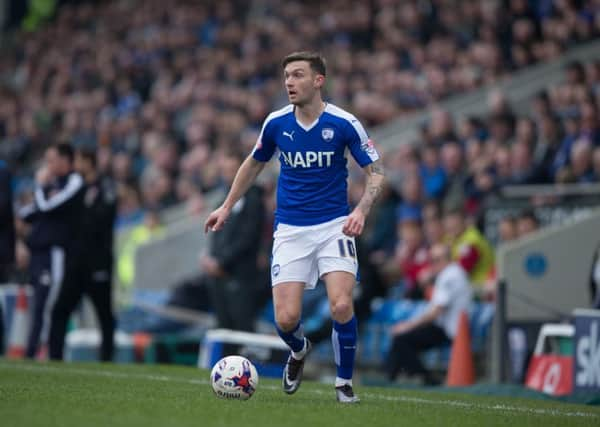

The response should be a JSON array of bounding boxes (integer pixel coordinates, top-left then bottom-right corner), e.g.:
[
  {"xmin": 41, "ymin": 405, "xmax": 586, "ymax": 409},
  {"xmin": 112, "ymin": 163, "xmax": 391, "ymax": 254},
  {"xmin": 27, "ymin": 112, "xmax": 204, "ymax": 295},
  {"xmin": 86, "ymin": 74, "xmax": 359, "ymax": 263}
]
[{"xmin": 284, "ymin": 61, "xmax": 324, "ymax": 106}]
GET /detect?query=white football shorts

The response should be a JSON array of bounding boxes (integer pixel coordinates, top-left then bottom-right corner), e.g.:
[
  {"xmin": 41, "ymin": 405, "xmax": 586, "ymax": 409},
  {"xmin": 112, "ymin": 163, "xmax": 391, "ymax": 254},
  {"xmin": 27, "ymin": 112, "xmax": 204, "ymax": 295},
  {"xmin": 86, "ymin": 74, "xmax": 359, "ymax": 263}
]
[{"xmin": 271, "ymin": 216, "xmax": 358, "ymax": 289}]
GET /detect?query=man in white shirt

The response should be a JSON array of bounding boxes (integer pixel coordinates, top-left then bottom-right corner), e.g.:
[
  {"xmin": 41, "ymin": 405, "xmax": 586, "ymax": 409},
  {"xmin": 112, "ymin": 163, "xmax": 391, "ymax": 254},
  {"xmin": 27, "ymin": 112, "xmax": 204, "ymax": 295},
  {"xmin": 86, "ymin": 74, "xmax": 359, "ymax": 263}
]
[{"xmin": 386, "ymin": 243, "xmax": 473, "ymax": 385}]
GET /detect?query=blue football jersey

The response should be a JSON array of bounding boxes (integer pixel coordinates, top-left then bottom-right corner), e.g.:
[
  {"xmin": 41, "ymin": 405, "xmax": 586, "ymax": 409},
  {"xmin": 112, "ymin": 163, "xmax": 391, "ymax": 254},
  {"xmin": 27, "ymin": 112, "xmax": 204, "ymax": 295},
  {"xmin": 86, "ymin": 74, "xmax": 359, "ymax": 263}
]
[{"xmin": 252, "ymin": 103, "xmax": 380, "ymax": 226}]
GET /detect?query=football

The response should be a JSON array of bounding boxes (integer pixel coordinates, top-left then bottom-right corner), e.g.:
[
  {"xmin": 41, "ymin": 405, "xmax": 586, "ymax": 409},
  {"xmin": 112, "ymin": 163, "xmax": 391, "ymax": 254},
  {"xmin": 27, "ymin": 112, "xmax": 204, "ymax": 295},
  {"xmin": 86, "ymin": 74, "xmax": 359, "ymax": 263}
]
[{"xmin": 210, "ymin": 355, "xmax": 259, "ymax": 400}]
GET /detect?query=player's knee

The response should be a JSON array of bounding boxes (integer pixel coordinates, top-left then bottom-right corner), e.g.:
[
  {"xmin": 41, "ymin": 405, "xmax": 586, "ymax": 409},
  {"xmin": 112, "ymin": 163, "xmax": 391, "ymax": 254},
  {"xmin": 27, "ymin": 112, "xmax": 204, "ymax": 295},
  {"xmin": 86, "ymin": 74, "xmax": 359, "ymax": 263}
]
[
  {"xmin": 330, "ymin": 299, "xmax": 353, "ymax": 323},
  {"xmin": 275, "ymin": 310, "xmax": 301, "ymax": 332}
]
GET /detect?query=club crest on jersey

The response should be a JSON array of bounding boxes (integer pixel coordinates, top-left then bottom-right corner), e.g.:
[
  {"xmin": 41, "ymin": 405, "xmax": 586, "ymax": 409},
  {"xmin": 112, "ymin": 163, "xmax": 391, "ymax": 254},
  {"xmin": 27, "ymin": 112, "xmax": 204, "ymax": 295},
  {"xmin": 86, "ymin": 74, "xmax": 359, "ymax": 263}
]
[{"xmin": 321, "ymin": 128, "xmax": 334, "ymax": 142}]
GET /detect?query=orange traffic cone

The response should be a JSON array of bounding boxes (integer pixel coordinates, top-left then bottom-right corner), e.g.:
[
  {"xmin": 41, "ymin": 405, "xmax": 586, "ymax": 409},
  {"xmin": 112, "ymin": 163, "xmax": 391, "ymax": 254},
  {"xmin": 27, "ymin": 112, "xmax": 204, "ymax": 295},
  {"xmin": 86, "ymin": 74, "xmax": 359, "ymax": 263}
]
[
  {"xmin": 7, "ymin": 287, "xmax": 30, "ymax": 359},
  {"xmin": 446, "ymin": 310, "xmax": 475, "ymax": 386},
  {"xmin": 132, "ymin": 332, "xmax": 152, "ymax": 362}
]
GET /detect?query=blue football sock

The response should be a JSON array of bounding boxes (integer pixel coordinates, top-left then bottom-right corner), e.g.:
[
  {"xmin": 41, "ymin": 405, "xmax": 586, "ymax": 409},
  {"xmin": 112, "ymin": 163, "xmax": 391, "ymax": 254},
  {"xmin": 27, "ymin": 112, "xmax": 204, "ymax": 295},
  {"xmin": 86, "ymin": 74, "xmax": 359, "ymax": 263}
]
[
  {"xmin": 276, "ymin": 322, "xmax": 305, "ymax": 353},
  {"xmin": 332, "ymin": 316, "xmax": 357, "ymax": 381}
]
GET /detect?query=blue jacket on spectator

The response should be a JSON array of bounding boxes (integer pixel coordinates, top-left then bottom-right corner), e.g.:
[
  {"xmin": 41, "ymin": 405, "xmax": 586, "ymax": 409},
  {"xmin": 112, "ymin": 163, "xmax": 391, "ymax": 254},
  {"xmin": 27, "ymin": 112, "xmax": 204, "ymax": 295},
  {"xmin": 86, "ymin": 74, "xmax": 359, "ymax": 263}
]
[{"xmin": 420, "ymin": 164, "xmax": 447, "ymax": 200}]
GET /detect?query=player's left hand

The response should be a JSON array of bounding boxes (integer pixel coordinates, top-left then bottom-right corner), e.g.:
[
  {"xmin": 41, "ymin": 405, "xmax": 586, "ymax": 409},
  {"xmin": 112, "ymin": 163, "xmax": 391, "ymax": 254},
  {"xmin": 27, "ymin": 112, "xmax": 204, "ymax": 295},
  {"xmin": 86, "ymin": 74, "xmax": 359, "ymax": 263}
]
[
  {"xmin": 204, "ymin": 205, "xmax": 231, "ymax": 233},
  {"xmin": 343, "ymin": 209, "xmax": 365, "ymax": 237}
]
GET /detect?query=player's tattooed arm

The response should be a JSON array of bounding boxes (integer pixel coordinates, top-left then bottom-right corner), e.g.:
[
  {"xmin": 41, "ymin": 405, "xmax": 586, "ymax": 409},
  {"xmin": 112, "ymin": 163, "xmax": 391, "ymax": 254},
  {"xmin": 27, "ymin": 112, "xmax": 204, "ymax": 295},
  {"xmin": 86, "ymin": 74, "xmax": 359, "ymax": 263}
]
[{"xmin": 357, "ymin": 160, "xmax": 385, "ymax": 216}]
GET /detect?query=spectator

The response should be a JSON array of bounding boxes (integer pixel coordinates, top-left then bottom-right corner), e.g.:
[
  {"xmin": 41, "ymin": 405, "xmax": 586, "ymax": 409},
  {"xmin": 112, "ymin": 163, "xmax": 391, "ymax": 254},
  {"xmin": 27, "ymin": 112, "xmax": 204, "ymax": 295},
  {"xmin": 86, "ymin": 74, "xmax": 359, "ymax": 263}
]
[
  {"xmin": 1, "ymin": 0, "xmax": 598, "ymax": 225},
  {"xmin": 443, "ymin": 208, "xmax": 495, "ymax": 291},
  {"xmin": 440, "ymin": 141, "xmax": 467, "ymax": 211},
  {"xmin": 397, "ymin": 172, "xmax": 423, "ymax": 219},
  {"xmin": 497, "ymin": 215, "xmax": 518, "ymax": 244},
  {"xmin": 531, "ymin": 90, "xmax": 552, "ymax": 121},
  {"xmin": 419, "ymin": 145, "xmax": 446, "ymax": 200},
  {"xmin": 117, "ymin": 210, "xmax": 165, "ymax": 294},
  {"xmin": 428, "ymin": 109, "xmax": 457, "ymax": 146},
  {"xmin": 509, "ymin": 141, "xmax": 536, "ymax": 185},
  {"xmin": 200, "ymin": 148, "xmax": 265, "ymax": 332},
  {"xmin": 482, "ymin": 214, "xmax": 519, "ymax": 300},
  {"xmin": 556, "ymin": 138, "xmax": 596, "ymax": 183},
  {"xmin": 19, "ymin": 144, "xmax": 85, "ymax": 360},
  {"xmin": 17, "ymin": 169, "xmax": 55, "ymax": 359},
  {"xmin": 514, "ymin": 117, "xmax": 537, "ymax": 147},
  {"xmin": 44, "ymin": 147, "xmax": 117, "ymax": 361},
  {"xmin": 386, "ymin": 243, "xmax": 473, "ymax": 385},
  {"xmin": 0, "ymin": 159, "xmax": 15, "ymax": 355},
  {"xmin": 493, "ymin": 144, "xmax": 514, "ymax": 188},
  {"xmin": 593, "ymin": 146, "xmax": 600, "ymax": 181},
  {"xmin": 0, "ymin": 160, "xmax": 14, "ymax": 277},
  {"xmin": 422, "ymin": 200, "xmax": 446, "ymax": 248},
  {"xmin": 386, "ymin": 205, "xmax": 429, "ymax": 299},
  {"xmin": 464, "ymin": 138, "xmax": 497, "ymax": 213},
  {"xmin": 531, "ymin": 113, "xmax": 563, "ymax": 183},
  {"xmin": 516, "ymin": 208, "xmax": 540, "ymax": 238},
  {"xmin": 115, "ymin": 185, "xmax": 145, "ymax": 229}
]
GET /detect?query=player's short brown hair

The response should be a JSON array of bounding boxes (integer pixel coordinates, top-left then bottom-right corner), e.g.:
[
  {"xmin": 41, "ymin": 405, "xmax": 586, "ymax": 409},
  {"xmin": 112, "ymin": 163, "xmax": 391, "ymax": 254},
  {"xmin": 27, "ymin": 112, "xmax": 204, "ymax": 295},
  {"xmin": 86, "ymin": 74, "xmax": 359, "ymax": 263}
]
[{"xmin": 282, "ymin": 51, "xmax": 326, "ymax": 77}]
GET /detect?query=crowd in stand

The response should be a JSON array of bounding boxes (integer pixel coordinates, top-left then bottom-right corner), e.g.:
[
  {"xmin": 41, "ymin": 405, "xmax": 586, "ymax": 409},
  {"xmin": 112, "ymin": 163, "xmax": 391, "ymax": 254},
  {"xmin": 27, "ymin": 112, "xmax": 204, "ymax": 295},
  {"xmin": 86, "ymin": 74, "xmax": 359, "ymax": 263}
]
[
  {"xmin": 1, "ymin": 0, "xmax": 600, "ymax": 321},
  {"xmin": 1, "ymin": 0, "xmax": 599, "ymax": 222},
  {"xmin": 351, "ymin": 53, "xmax": 600, "ymax": 302}
]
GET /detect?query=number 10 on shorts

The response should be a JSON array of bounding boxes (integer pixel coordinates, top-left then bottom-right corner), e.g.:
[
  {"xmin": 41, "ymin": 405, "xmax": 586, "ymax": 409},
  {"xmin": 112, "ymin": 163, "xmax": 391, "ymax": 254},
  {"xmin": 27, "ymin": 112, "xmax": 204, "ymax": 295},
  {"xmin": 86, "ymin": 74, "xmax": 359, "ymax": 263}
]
[{"xmin": 337, "ymin": 239, "xmax": 356, "ymax": 259}]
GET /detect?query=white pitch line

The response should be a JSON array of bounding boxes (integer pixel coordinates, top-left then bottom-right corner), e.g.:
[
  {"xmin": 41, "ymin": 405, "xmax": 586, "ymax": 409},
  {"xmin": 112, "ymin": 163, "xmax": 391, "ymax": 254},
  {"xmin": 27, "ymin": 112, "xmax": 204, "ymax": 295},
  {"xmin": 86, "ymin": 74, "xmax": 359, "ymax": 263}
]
[{"xmin": 0, "ymin": 362, "xmax": 597, "ymax": 419}]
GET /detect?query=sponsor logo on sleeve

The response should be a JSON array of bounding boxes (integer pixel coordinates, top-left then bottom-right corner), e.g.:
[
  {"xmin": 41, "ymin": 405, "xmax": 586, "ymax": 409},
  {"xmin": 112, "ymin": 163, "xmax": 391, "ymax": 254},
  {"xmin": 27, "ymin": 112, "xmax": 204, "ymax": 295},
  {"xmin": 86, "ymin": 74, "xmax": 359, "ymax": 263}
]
[{"xmin": 360, "ymin": 138, "xmax": 377, "ymax": 156}]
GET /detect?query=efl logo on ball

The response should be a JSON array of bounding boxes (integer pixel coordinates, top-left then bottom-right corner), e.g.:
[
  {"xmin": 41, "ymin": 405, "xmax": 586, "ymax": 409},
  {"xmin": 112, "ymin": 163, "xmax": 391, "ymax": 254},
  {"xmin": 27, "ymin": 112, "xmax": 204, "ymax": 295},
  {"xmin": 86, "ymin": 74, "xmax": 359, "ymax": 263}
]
[{"xmin": 210, "ymin": 355, "xmax": 259, "ymax": 400}]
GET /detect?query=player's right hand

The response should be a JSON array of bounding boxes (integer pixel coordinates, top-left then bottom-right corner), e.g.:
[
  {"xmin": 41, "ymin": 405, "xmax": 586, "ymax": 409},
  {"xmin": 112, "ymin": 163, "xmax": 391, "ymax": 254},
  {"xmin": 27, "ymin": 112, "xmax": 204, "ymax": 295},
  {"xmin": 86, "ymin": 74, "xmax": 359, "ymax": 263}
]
[{"xmin": 204, "ymin": 206, "xmax": 230, "ymax": 233}]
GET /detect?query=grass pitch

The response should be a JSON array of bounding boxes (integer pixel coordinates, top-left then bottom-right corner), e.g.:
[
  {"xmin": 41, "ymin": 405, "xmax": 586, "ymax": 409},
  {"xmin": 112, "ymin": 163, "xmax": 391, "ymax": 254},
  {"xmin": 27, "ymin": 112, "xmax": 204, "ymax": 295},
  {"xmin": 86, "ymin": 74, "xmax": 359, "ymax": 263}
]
[{"xmin": 1, "ymin": 359, "xmax": 598, "ymax": 427}]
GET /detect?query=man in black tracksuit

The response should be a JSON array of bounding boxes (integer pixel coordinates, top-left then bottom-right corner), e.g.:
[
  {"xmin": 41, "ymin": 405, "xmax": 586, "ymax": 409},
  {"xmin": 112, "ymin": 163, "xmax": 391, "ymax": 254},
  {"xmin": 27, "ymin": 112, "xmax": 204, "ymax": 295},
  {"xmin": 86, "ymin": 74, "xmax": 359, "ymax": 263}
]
[
  {"xmin": 48, "ymin": 147, "xmax": 117, "ymax": 361},
  {"xmin": 0, "ymin": 160, "xmax": 15, "ymax": 355},
  {"xmin": 200, "ymin": 148, "xmax": 265, "ymax": 332},
  {"xmin": 20, "ymin": 144, "xmax": 85, "ymax": 359}
]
